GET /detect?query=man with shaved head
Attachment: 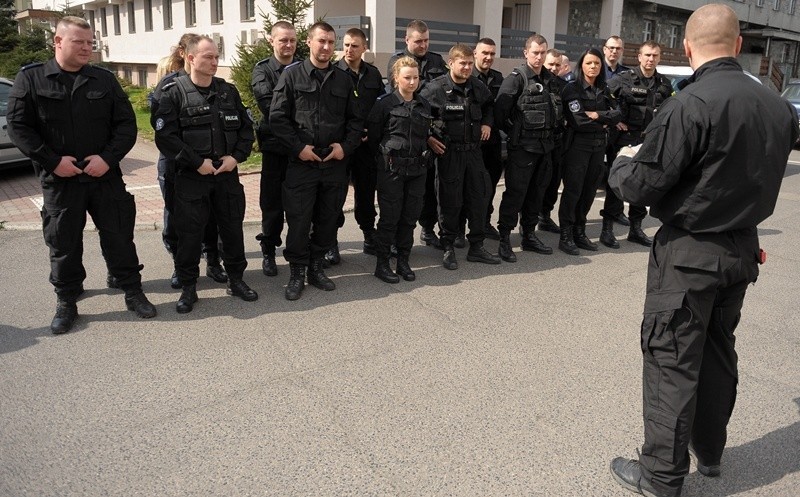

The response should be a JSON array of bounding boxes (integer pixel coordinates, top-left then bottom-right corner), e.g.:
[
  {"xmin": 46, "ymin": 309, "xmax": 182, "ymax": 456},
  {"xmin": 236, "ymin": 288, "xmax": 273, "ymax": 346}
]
[{"xmin": 609, "ymin": 5, "xmax": 799, "ymax": 497}]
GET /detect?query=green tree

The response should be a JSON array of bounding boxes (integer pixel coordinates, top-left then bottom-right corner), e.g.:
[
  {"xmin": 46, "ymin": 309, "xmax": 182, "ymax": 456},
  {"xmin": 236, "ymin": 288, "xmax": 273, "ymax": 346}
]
[
  {"xmin": 230, "ymin": 0, "xmax": 313, "ymax": 124},
  {"xmin": 0, "ymin": 0, "xmax": 52, "ymax": 78}
]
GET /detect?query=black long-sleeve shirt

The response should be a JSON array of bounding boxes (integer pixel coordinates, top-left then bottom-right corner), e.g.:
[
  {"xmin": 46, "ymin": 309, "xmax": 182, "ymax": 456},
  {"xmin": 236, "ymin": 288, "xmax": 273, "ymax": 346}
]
[
  {"xmin": 610, "ymin": 58, "xmax": 798, "ymax": 233},
  {"xmin": 7, "ymin": 59, "xmax": 137, "ymax": 181}
]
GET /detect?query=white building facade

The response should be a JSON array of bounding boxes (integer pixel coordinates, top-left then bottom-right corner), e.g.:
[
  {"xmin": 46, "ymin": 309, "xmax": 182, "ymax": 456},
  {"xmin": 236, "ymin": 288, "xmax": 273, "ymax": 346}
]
[{"xmin": 17, "ymin": 0, "xmax": 800, "ymax": 86}]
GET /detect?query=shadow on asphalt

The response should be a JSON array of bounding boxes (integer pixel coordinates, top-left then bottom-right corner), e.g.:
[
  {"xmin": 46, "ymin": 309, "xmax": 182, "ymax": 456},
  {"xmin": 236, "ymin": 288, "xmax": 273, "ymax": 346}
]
[
  {"xmin": 685, "ymin": 398, "xmax": 800, "ymax": 496},
  {"xmin": 0, "ymin": 324, "xmax": 51, "ymax": 355}
]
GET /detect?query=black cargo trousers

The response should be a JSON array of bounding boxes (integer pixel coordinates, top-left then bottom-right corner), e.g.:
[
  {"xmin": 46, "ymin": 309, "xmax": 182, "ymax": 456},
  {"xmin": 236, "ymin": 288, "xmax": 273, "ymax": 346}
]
[
  {"xmin": 435, "ymin": 144, "xmax": 491, "ymax": 246},
  {"xmin": 638, "ymin": 224, "xmax": 759, "ymax": 497},
  {"xmin": 174, "ymin": 173, "xmax": 247, "ymax": 286}
]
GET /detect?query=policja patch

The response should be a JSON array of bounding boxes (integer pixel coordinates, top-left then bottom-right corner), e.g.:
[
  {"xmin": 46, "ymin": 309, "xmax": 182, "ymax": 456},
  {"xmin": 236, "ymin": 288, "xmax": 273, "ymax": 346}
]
[
  {"xmin": 155, "ymin": 117, "xmax": 165, "ymax": 131},
  {"xmin": 568, "ymin": 100, "xmax": 581, "ymax": 113}
]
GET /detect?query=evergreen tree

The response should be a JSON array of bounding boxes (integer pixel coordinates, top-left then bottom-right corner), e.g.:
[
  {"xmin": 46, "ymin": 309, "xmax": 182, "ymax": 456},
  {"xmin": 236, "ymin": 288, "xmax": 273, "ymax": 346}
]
[
  {"xmin": 230, "ymin": 0, "xmax": 314, "ymax": 124},
  {"xmin": 0, "ymin": 0, "xmax": 52, "ymax": 78}
]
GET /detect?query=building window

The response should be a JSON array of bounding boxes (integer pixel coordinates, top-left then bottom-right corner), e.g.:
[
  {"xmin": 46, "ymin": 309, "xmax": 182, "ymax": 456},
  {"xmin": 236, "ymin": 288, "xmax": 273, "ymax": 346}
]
[
  {"xmin": 127, "ymin": 2, "xmax": 135, "ymax": 33},
  {"xmin": 790, "ymin": 0, "xmax": 796, "ymax": 14},
  {"xmin": 138, "ymin": 68, "xmax": 148, "ymax": 86},
  {"xmin": 212, "ymin": 0, "xmax": 224, "ymax": 23},
  {"xmin": 642, "ymin": 20, "xmax": 653, "ymax": 42},
  {"xmin": 781, "ymin": 44, "xmax": 791, "ymax": 63},
  {"xmin": 241, "ymin": 0, "xmax": 255, "ymax": 20},
  {"xmin": 163, "ymin": 0, "xmax": 173, "ymax": 29},
  {"xmin": 757, "ymin": 0, "xmax": 765, "ymax": 7},
  {"xmin": 99, "ymin": 8, "xmax": 107, "ymax": 37},
  {"xmin": 144, "ymin": 0, "xmax": 153, "ymax": 31},
  {"xmin": 668, "ymin": 24, "xmax": 681, "ymax": 49},
  {"xmin": 186, "ymin": 0, "xmax": 197, "ymax": 27},
  {"xmin": 87, "ymin": 11, "xmax": 95, "ymax": 32},
  {"xmin": 123, "ymin": 67, "xmax": 132, "ymax": 83},
  {"xmin": 112, "ymin": 5, "xmax": 121, "ymax": 36},
  {"xmin": 774, "ymin": 0, "xmax": 781, "ymax": 10}
]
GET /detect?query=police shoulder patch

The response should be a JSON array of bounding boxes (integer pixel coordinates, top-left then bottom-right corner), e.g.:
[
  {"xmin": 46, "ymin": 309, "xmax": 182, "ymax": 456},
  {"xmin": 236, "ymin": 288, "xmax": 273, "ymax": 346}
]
[
  {"xmin": 154, "ymin": 117, "xmax": 165, "ymax": 131},
  {"xmin": 568, "ymin": 100, "xmax": 581, "ymax": 113}
]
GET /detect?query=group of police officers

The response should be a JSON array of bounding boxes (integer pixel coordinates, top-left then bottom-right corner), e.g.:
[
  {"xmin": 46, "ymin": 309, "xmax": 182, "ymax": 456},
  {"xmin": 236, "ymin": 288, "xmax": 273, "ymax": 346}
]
[
  {"xmin": 7, "ymin": 15, "xmax": 680, "ymax": 328},
  {"xmin": 7, "ymin": 8, "xmax": 799, "ymax": 497}
]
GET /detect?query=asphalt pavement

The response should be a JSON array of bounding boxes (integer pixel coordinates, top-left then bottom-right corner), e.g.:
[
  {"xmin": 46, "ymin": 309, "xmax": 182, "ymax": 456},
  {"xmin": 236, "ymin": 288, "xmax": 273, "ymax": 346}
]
[{"xmin": 0, "ymin": 148, "xmax": 799, "ymax": 496}]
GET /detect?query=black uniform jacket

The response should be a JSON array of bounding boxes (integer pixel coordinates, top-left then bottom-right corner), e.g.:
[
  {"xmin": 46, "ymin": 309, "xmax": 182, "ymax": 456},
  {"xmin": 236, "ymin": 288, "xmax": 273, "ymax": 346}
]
[
  {"xmin": 561, "ymin": 78, "xmax": 621, "ymax": 133},
  {"xmin": 251, "ymin": 55, "xmax": 301, "ymax": 154},
  {"xmin": 366, "ymin": 91, "xmax": 433, "ymax": 158},
  {"xmin": 387, "ymin": 50, "xmax": 447, "ymax": 91},
  {"xmin": 473, "ymin": 67, "xmax": 504, "ymax": 143},
  {"xmin": 420, "ymin": 73, "xmax": 494, "ymax": 143},
  {"xmin": 7, "ymin": 59, "xmax": 137, "ymax": 181},
  {"xmin": 335, "ymin": 59, "xmax": 385, "ymax": 122},
  {"xmin": 610, "ymin": 58, "xmax": 799, "ymax": 233},
  {"xmin": 607, "ymin": 66, "xmax": 673, "ymax": 133},
  {"xmin": 154, "ymin": 76, "xmax": 254, "ymax": 174},
  {"xmin": 269, "ymin": 59, "xmax": 364, "ymax": 160}
]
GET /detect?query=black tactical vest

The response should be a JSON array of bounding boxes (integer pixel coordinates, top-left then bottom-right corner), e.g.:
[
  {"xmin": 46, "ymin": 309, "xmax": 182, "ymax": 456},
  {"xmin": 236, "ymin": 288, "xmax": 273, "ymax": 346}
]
[
  {"xmin": 513, "ymin": 66, "xmax": 559, "ymax": 142},
  {"xmin": 175, "ymin": 75, "xmax": 242, "ymax": 158}
]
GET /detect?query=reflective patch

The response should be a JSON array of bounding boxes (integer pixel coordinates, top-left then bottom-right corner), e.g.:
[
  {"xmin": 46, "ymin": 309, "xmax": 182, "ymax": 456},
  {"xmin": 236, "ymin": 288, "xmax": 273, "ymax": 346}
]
[
  {"xmin": 246, "ymin": 108, "xmax": 254, "ymax": 121},
  {"xmin": 155, "ymin": 118, "xmax": 165, "ymax": 131},
  {"xmin": 568, "ymin": 100, "xmax": 581, "ymax": 113}
]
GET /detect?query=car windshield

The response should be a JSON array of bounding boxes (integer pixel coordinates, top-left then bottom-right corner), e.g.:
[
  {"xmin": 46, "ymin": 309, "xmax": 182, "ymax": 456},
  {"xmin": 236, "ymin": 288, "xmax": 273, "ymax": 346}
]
[{"xmin": 782, "ymin": 84, "xmax": 800, "ymax": 100}]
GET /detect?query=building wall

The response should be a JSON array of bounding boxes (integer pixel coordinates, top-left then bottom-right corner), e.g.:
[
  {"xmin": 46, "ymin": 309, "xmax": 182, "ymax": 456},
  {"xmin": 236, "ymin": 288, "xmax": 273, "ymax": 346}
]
[
  {"xmin": 620, "ymin": 4, "xmax": 688, "ymax": 48},
  {"xmin": 567, "ymin": 0, "xmax": 602, "ymax": 38}
]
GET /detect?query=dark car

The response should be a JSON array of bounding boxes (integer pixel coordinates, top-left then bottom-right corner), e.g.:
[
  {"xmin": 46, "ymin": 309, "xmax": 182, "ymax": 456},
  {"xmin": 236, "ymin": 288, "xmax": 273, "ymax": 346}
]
[
  {"xmin": 781, "ymin": 80, "xmax": 800, "ymax": 146},
  {"xmin": 1, "ymin": 77, "xmax": 31, "ymax": 171}
]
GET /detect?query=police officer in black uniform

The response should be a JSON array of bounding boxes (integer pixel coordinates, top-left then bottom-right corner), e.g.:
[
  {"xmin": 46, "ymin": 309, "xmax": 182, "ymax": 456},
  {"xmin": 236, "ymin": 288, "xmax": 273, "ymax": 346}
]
[
  {"xmin": 601, "ymin": 40, "xmax": 673, "ymax": 249},
  {"xmin": 327, "ymin": 27, "xmax": 385, "ymax": 264},
  {"xmin": 152, "ymin": 34, "xmax": 229, "ymax": 290},
  {"xmin": 494, "ymin": 34, "xmax": 563, "ymax": 262},
  {"xmin": 252, "ymin": 21, "xmax": 301, "ymax": 277},
  {"xmin": 7, "ymin": 16, "xmax": 157, "ymax": 334},
  {"xmin": 270, "ymin": 22, "xmax": 363, "ymax": 301},
  {"xmin": 367, "ymin": 56, "xmax": 433, "ymax": 283},
  {"xmin": 387, "ymin": 20, "xmax": 448, "ymax": 250},
  {"xmin": 154, "ymin": 35, "xmax": 258, "ymax": 313},
  {"xmin": 421, "ymin": 44, "xmax": 500, "ymax": 270},
  {"xmin": 558, "ymin": 48, "xmax": 621, "ymax": 255},
  {"xmin": 609, "ymin": 5, "xmax": 799, "ymax": 497},
  {"xmin": 472, "ymin": 38, "xmax": 504, "ymax": 241}
]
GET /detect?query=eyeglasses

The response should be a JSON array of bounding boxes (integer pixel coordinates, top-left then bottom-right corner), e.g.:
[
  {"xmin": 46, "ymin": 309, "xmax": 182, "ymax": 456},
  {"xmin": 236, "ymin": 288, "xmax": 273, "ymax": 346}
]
[{"xmin": 604, "ymin": 46, "xmax": 622, "ymax": 51}]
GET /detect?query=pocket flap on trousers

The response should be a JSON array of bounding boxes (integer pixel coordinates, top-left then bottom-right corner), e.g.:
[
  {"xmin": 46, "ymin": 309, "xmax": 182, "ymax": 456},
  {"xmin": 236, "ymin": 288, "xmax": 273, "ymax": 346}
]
[
  {"xmin": 671, "ymin": 249, "xmax": 719, "ymax": 272},
  {"xmin": 644, "ymin": 290, "xmax": 685, "ymax": 314}
]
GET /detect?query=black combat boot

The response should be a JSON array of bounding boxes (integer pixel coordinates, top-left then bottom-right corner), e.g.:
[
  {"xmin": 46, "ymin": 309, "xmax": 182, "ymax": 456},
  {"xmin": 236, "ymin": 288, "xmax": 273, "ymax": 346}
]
[
  {"xmin": 363, "ymin": 230, "xmax": 377, "ymax": 255},
  {"xmin": 106, "ymin": 272, "xmax": 119, "ymax": 289},
  {"xmin": 205, "ymin": 253, "xmax": 228, "ymax": 283},
  {"xmin": 420, "ymin": 227, "xmax": 443, "ymax": 249},
  {"xmin": 262, "ymin": 245, "xmax": 278, "ymax": 277},
  {"xmin": 498, "ymin": 231, "xmax": 517, "ymax": 263},
  {"xmin": 50, "ymin": 298, "xmax": 78, "ymax": 334},
  {"xmin": 628, "ymin": 220, "xmax": 653, "ymax": 247},
  {"xmin": 323, "ymin": 242, "xmax": 341, "ymax": 266},
  {"xmin": 170, "ymin": 270, "xmax": 181, "ymax": 289},
  {"xmin": 176, "ymin": 285, "xmax": 198, "ymax": 314},
  {"xmin": 574, "ymin": 225, "xmax": 598, "ymax": 251},
  {"xmin": 285, "ymin": 263, "xmax": 306, "ymax": 301},
  {"xmin": 558, "ymin": 225, "xmax": 580, "ymax": 256},
  {"xmin": 521, "ymin": 227, "xmax": 553, "ymax": 254},
  {"xmin": 538, "ymin": 213, "xmax": 560, "ymax": 233},
  {"xmin": 308, "ymin": 259, "xmax": 336, "ymax": 291},
  {"xmin": 227, "ymin": 279, "xmax": 258, "ymax": 301},
  {"xmin": 374, "ymin": 256, "xmax": 400, "ymax": 283},
  {"xmin": 442, "ymin": 243, "xmax": 458, "ymax": 270},
  {"xmin": 396, "ymin": 255, "xmax": 416, "ymax": 281},
  {"xmin": 600, "ymin": 217, "xmax": 620, "ymax": 249},
  {"xmin": 124, "ymin": 290, "xmax": 157, "ymax": 318},
  {"xmin": 467, "ymin": 242, "xmax": 501, "ymax": 264}
]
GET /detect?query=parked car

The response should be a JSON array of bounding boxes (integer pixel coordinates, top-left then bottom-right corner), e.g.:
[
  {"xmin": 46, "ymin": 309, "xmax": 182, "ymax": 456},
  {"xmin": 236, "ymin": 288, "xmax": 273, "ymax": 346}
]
[
  {"xmin": 781, "ymin": 80, "xmax": 800, "ymax": 146},
  {"xmin": 657, "ymin": 65, "xmax": 761, "ymax": 93},
  {"xmin": 0, "ymin": 77, "xmax": 31, "ymax": 171}
]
